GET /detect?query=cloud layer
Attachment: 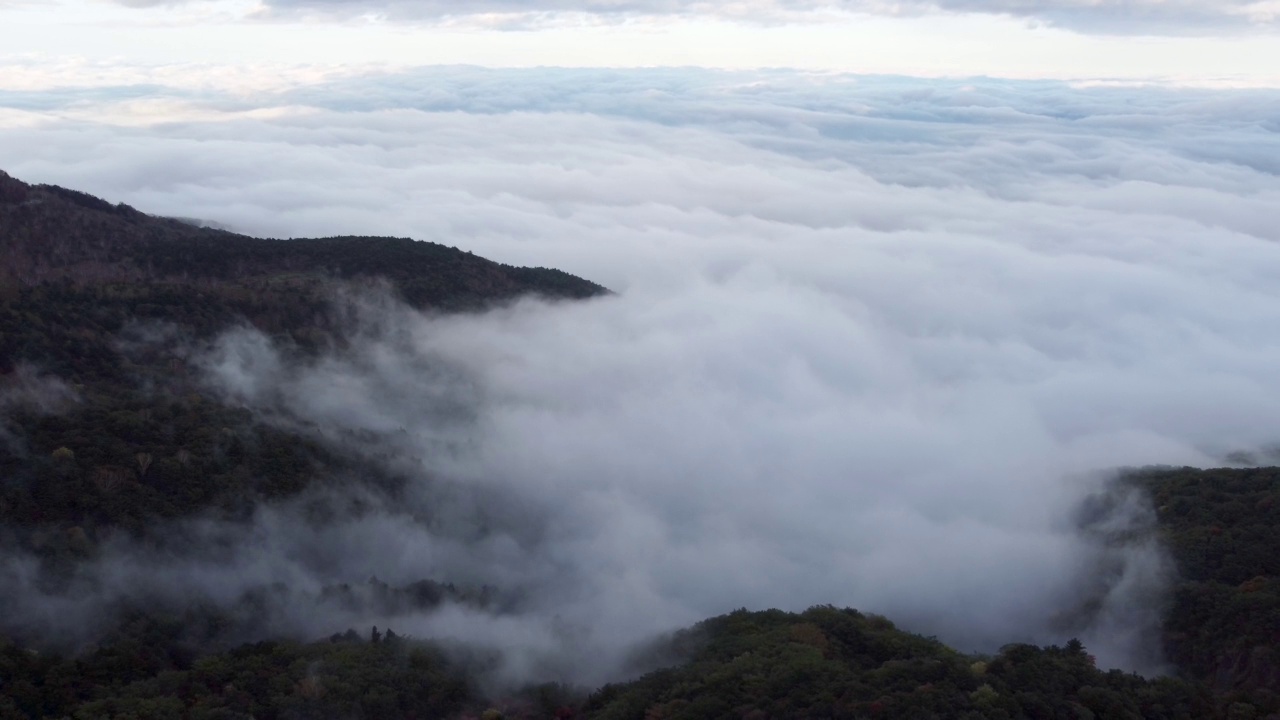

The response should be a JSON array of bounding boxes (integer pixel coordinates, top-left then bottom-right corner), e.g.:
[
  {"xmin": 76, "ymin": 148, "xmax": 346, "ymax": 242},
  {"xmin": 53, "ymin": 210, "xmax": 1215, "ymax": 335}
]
[
  {"xmin": 3, "ymin": 67, "xmax": 1280, "ymax": 682},
  {"xmin": 107, "ymin": 0, "xmax": 1280, "ymax": 34}
]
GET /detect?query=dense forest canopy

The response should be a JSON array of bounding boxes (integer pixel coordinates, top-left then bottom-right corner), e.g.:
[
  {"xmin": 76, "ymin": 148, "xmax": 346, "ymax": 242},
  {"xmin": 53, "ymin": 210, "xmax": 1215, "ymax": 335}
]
[{"xmin": 1, "ymin": 170, "xmax": 1277, "ymax": 719}]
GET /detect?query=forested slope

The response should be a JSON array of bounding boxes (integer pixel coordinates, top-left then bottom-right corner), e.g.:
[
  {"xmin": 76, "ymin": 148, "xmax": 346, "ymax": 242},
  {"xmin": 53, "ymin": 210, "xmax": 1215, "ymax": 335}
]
[
  {"xmin": 0, "ymin": 169, "xmax": 605, "ymax": 552},
  {"xmin": 1128, "ymin": 467, "xmax": 1280, "ymax": 701},
  {"xmin": 583, "ymin": 607, "xmax": 1218, "ymax": 720},
  {"xmin": 0, "ymin": 170, "xmax": 603, "ymax": 311}
]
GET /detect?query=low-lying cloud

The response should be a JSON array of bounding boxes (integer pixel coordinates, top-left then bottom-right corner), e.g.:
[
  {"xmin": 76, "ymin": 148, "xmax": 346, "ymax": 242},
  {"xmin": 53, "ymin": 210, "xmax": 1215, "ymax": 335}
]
[
  {"xmin": 0, "ymin": 289, "xmax": 1182, "ymax": 684},
  {"xmin": 3, "ymin": 67, "xmax": 1280, "ymax": 682},
  {"xmin": 193, "ymin": 287, "xmax": 1189, "ymax": 675}
]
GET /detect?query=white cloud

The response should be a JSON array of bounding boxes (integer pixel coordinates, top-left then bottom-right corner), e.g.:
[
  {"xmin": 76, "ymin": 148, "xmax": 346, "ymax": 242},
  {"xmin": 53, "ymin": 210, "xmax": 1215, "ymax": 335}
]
[
  {"xmin": 3, "ymin": 67, "xmax": 1280, "ymax": 680},
  {"xmin": 6, "ymin": 4, "xmax": 1280, "ymax": 82},
  {"xmin": 107, "ymin": 0, "xmax": 1280, "ymax": 34}
]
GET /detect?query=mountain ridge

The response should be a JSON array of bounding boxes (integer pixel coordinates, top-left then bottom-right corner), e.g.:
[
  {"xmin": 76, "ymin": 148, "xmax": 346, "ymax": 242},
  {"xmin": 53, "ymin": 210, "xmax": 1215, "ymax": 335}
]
[{"xmin": 0, "ymin": 169, "xmax": 607, "ymax": 309}]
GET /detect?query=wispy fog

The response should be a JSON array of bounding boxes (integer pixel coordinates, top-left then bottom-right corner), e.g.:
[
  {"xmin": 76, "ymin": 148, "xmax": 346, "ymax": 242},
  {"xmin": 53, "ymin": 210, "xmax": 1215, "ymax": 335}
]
[{"xmin": 0, "ymin": 365, "xmax": 76, "ymax": 454}]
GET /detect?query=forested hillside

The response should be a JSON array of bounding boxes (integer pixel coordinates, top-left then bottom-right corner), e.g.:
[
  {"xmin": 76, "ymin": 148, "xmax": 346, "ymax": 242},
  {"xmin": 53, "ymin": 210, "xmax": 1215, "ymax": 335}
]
[
  {"xmin": 1129, "ymin": 467, "xmax": 1280, "ymax": 701},
  {"xmin": 0, "ymin": 169, "xmax": 605, "ymax": 552},
  {"xmin": 583, "ymin": 607, "xmax": 1217, "ymax": 720},
  {"xmin": 0, "ymin": 170, "xmax": 602, "ymax": 310},
  {"xmin": 1, "ymin": 171, "xmax": 1277, "ymax": 719}
]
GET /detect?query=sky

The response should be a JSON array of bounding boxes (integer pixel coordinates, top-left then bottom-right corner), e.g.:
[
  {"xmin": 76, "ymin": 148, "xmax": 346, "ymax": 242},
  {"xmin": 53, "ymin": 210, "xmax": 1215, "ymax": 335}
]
[
  {"xmin": 2, "ymin": 0, "xmax": 1280, "ymax": 86},
  {"xmin": 4, "ymin": 0, "xmax": 1280, "ymax": 688}
]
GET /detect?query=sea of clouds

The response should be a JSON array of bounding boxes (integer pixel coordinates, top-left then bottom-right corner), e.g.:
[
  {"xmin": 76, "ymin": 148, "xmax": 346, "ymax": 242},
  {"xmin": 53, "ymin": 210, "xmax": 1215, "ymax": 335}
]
[{"xmin": 2, "ymin": 66, "xmax": 1280, "ymax": 683}]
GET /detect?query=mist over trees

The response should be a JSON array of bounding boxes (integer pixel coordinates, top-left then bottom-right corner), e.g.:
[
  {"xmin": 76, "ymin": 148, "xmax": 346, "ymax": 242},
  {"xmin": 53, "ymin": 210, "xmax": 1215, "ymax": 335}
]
[{"xmin": 1, "ymin": 172, "xmax": 1278, "ymax": 718}]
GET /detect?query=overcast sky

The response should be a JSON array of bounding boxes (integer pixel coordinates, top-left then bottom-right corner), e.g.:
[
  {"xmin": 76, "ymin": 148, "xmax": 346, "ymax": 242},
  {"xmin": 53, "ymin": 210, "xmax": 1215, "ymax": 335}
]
[{"xmin": 2, "ymin": 0, "xmax": 1279, "ymax": 85}]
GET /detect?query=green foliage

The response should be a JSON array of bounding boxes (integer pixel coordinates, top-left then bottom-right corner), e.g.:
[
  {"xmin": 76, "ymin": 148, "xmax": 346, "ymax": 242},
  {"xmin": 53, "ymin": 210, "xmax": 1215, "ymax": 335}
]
[
  {"xmin": 583, "ymin": 607, "xmax": 1216, "ymax": 720},
  {"xmin": 1122, "ymin": 466, "xmax": 1280, "ymax": 705},
  {"xmin": 0, "ymin": 627, "xmax": 474, "ymax": 720},
  {"xmin": 0, "ymin": 366, "xmax": 340, "ymax": 543}
]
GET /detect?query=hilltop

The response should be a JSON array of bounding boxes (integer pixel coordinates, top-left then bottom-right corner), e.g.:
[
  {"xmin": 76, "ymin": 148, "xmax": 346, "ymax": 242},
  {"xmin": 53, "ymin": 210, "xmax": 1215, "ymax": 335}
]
[{"xmin": 0, "ymin": 169, "xmax": 604, "ymax": 315}]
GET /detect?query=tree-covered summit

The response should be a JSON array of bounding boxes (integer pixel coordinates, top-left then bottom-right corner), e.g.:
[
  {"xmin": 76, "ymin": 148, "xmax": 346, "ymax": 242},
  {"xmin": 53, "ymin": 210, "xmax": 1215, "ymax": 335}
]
[{"xmin": 0, "ymin": 169, "xmax": 606, "ymax": 309}]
